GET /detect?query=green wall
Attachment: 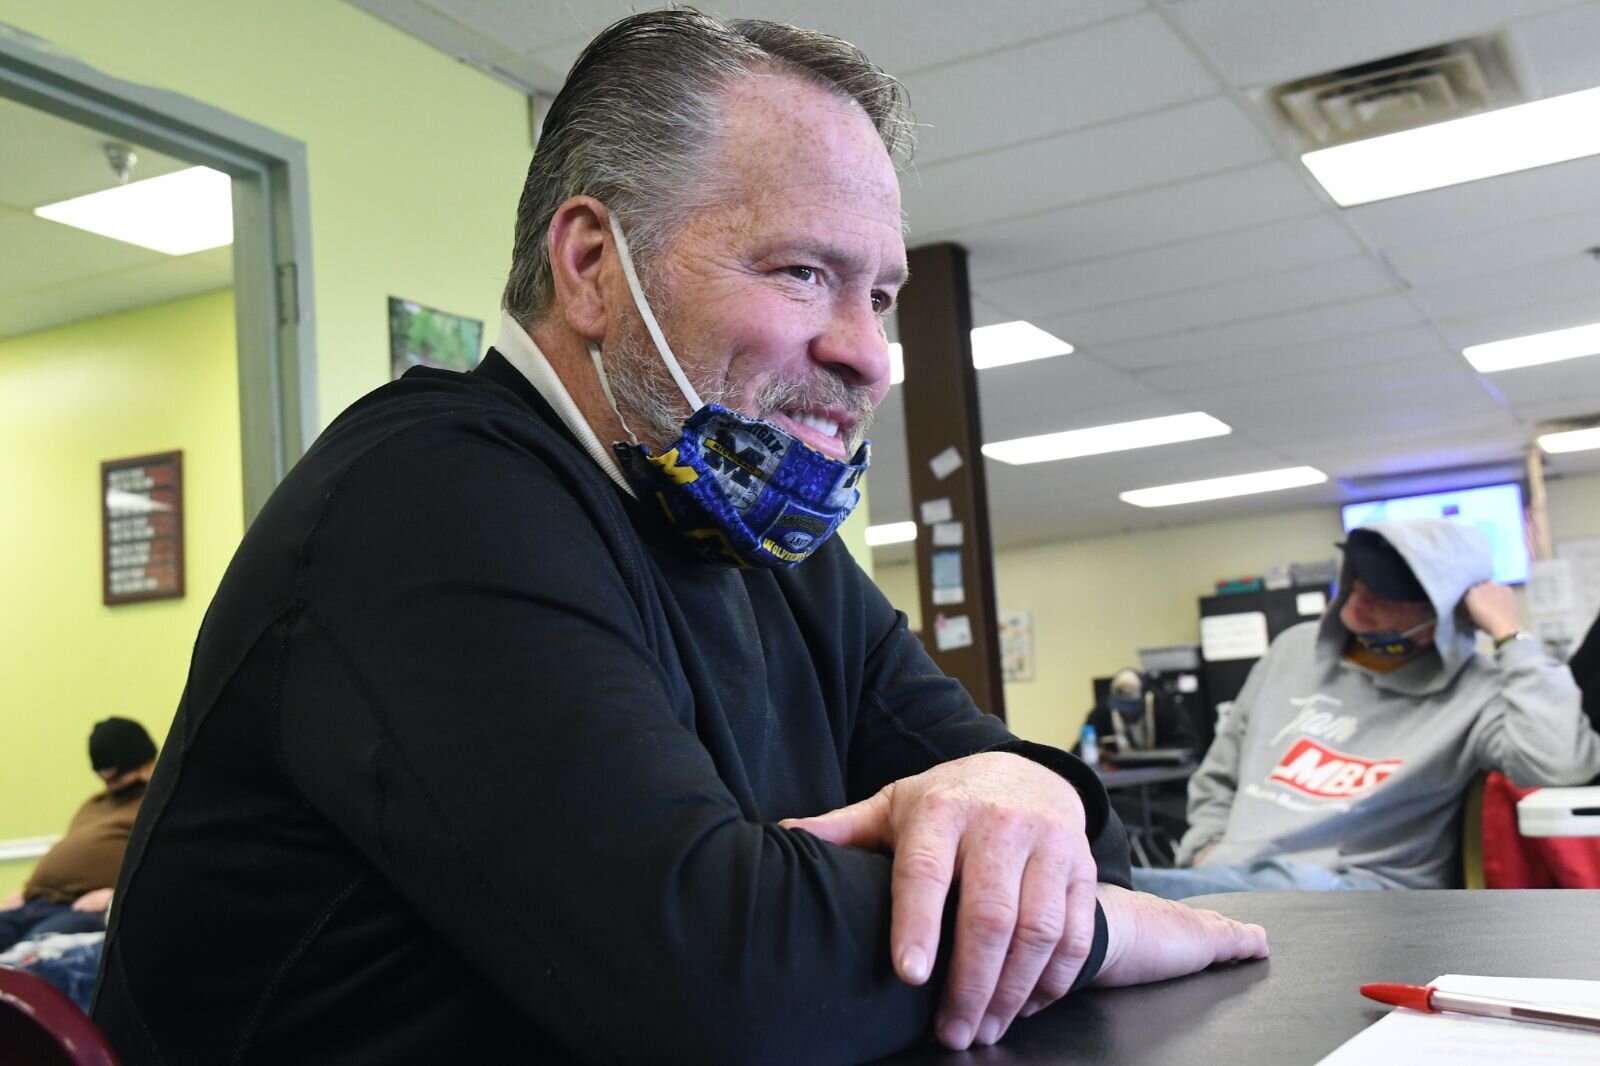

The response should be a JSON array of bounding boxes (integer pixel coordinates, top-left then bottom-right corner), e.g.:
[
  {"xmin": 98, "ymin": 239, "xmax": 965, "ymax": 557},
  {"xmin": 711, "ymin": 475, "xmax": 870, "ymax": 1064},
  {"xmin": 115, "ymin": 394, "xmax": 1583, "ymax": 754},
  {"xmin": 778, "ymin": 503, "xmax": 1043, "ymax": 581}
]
[
  {"xmin": 0, "ymin": 290, "xmax": 240, "ymax": 894},
  {"xmin": 0, "ymin": 0, "xmax": 532, "ymax": 895},
  {"xmin": 2, "ymin": 0, "xmax": 534, "ymax": 423}
]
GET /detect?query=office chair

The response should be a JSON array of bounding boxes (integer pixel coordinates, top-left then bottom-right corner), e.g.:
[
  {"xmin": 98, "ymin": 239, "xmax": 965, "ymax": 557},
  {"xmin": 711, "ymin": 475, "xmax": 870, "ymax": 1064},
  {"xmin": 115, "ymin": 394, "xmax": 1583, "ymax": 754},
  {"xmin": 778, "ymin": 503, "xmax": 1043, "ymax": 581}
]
[{"xmin": 0, "ymin": 966, "xmax": 120, "ymax": 1066}]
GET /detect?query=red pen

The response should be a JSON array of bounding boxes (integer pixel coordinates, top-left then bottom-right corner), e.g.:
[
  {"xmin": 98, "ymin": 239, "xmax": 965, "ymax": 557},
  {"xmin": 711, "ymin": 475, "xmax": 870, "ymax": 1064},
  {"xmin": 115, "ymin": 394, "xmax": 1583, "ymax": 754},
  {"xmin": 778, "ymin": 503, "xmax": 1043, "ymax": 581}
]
[{"xmin": 1361, "ymin": 983, "xmax": 1600, "ymax": 1034}]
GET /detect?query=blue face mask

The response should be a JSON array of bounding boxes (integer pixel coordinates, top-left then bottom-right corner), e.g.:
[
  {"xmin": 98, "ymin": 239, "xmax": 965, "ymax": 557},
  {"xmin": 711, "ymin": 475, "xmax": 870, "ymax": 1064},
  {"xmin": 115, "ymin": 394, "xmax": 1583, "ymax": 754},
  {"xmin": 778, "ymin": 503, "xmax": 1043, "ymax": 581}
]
[
  {"xmin": 593, "ymin": 213, "xmax": 869, "ymax": 569},
  {"xmin": 1351, "ymin": 617, "xmax": 1435, "ymax": 658}
]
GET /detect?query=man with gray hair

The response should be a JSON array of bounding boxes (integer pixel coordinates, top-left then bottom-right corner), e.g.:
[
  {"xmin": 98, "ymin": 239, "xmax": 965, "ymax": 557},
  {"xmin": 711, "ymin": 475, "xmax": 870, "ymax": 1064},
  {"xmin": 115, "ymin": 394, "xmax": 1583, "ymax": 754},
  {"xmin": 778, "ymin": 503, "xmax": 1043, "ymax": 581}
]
[{"xmin": 95, "ymin": 10, "xmax": 1263, "ymax": 1063}]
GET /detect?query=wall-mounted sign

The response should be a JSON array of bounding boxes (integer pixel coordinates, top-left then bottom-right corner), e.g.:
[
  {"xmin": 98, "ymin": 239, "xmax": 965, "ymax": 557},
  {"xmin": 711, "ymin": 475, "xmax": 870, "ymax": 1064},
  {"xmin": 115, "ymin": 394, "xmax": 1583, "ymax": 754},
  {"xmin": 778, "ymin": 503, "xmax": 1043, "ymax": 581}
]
[{"xmin": 102, "ymin": 450, "xmax": 185, "ymax": 605}]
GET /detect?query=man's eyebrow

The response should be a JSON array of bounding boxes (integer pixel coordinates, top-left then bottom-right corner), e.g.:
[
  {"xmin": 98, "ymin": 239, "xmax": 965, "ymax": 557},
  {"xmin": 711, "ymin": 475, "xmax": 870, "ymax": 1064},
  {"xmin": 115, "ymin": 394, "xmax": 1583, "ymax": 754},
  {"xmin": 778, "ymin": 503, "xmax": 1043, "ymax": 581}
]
[{"xmin": 776, "ymin": 238, "xmax": 908, "ymax": 288}]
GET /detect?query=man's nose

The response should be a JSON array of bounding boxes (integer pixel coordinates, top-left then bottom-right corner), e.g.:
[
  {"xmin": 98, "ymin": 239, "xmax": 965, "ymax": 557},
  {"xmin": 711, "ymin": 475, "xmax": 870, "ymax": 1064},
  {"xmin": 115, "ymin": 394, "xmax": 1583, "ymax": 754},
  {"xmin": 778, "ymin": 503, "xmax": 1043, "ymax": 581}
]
[{"xmin": 811, "ymin": 301, "xmax": 891, "ymax": 394}]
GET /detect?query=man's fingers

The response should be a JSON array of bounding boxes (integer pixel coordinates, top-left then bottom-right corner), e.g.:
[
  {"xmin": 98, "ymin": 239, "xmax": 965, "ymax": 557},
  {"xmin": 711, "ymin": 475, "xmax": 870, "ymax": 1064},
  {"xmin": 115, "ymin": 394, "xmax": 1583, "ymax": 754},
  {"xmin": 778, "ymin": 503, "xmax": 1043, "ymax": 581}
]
[
  {"xmin": 1020, "ymin": 860, "xmax": 1098, "ymax": 1019},
  {"xmin": 887, "ymin": 799, "xmax": 964, "ymax": 988},
  {"xmin": 933, "ymin": 817, "xmax": 1033, "ymax": 1049},
  {"xmin": 779, "ymin": 788, "xmax": 893, "ymax": 850},
  {"xmin": 967, "ymin": 841, "xmax": 1073, "ymax": 1045}
]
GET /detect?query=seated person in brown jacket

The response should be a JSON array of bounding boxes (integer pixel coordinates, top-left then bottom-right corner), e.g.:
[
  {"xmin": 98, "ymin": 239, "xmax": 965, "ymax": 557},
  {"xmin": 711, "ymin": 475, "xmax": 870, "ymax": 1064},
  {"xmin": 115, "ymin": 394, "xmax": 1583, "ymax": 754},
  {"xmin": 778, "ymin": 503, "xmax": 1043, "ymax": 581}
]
[{"xmin": 0, "ymin": 717, "xmax": 156, "ymax": 949}]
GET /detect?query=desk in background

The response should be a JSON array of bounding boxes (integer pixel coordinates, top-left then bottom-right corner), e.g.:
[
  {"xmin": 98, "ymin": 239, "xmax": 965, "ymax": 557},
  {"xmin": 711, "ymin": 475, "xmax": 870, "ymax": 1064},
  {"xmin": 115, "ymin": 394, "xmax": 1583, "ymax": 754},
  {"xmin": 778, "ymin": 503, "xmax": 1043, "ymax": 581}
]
[
  {"xmin": 874, "ymin": 890, "xmax": 1600, "ymax": 1065},
  {"xmin": 1095, "ymin": 761, "xmax": 1197, "ymax": 867}
]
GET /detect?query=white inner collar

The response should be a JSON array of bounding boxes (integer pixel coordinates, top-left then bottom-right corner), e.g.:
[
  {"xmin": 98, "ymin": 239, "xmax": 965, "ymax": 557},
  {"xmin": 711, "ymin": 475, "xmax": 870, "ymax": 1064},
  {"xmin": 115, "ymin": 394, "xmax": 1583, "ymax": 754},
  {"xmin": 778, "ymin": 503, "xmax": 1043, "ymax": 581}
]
[{"xmin": 493, "ymin": 314, "xmax": 635, "ymax": 497}]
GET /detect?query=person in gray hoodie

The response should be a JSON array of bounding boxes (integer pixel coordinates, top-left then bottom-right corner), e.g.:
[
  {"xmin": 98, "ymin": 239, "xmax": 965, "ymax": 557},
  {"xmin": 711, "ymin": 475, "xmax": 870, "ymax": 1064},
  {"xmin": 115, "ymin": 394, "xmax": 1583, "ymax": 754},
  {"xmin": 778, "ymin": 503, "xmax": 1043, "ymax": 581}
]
[{"xmin": 1132, "ymin": 517, "xmax": 1600, "ymax": 899}]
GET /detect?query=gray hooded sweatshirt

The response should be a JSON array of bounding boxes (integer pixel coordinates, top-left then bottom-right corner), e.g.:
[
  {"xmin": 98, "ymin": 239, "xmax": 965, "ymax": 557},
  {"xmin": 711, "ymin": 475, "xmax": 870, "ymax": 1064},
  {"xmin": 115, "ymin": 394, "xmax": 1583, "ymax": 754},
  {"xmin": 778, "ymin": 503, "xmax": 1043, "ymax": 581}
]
[{"xmin": 1176, "ymin": 518, "xmax": 1600, "ymax": 888}]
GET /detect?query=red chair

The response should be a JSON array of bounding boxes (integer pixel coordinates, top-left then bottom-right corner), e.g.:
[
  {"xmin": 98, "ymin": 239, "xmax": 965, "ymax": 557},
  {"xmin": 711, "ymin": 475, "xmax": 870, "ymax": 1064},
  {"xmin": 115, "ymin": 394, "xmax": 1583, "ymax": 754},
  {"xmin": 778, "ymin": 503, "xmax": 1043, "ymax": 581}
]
[{"xmin": 0, "ymin": 967, "xmax": 120, "ymax": 1066}]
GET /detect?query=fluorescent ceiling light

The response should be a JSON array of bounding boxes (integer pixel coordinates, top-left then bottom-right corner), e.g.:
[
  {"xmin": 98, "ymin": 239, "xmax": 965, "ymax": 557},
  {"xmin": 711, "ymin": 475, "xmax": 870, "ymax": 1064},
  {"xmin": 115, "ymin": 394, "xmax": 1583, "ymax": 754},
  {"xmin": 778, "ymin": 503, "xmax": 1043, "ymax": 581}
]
[
  {"xmin": 971, "ymin": 321, "xmax": 1073, "ymax": 369},
  {"xmin": 864, "ymin": 521, "xmax": 917, "ymax": 547},
  {"xmin": 982, "ymin": 412, "xmax": 1231, "ymax": 465},
  {"xmin": 1301, "ymin": 85, "xmax": 1600, "ymax": 207},
  {"xmin": 34, "ymin": 165, "xmax": 233, "ymax": 255},
  {"xmin": 1120, "ymin": 466, "xmax": 1328, "ymax": 508},
  {"xmin": 1538, "ymin": 427, "xmax": 1600, "ymax": 454},
  {"xmin": 888, "ymin": 321, "xmax": 1073, "ymax": 385},
  {"xmin": 1463, "ymin": 321, "xmax": 1600, "ymax": 373}
]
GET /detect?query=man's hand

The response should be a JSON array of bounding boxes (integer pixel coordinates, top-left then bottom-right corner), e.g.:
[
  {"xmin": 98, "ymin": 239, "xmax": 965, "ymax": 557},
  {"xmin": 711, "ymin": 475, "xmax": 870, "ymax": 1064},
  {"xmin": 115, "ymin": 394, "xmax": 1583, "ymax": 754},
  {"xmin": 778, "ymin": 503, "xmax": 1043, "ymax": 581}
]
[
  {"xmin": 780, "ymin": 752, "xmax": 1097, "ymax": 1050},
  {"xmin": 72, "ymin": 887, "xmax": 114, "ymax": 913},
  {"xmin": 0, "ymin": 890, "xmax": 21, "ymax": 911},
  {"xmin": 1092, "ymin": 883, "xmax": 1268, "ymax": 987},
  {"xmin": 1463, "ymin": 581, "xmax": 1521, "ymax": 643}
]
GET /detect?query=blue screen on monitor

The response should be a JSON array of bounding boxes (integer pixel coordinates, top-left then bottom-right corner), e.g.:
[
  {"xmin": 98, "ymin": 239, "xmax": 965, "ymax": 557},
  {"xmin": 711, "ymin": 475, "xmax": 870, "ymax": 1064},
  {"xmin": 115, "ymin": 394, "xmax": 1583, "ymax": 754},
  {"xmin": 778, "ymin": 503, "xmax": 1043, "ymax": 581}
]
[{"xmin": 1341, "ymin": 483, "xmax": 1529, "ymax": 585}]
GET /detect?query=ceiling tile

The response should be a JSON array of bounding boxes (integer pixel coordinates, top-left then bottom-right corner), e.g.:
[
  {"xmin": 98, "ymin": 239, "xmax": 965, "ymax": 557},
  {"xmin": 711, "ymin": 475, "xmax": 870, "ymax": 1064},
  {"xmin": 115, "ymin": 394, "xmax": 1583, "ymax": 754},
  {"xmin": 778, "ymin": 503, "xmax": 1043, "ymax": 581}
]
[
  {"xmin": 981, "ymin": 216, "xmax": 1368, "ymax": 318},
  {"xmin": 904, "ymin": 12, "xmax": 1218, "ymax": 164},
  {"xmin": 0, "ymin": 260, "xmax": 230, "ymax": 343},
  {"xmin": 1091, "ymin": 293, "xmax": 1427, "ymax": 370},
  {"xmin": 1434, "ymin": 293, "xmax": 1600, "ymax": 351},
  {"xmin": 1411, "ymin": 258, "xmax": 1600, "ymax": 321},
  {"xmin": 1139, "ymin": 325, "xmax": 1449, "ymax": 392},
  {"xmin": 901, "ymin": 96, "xmax": 1276, "ymax": 236},
  {"xmin": 955, "ymin": 163, "xmax": 1324, "ymax": 282},
  {"xmin": 1343, "ymin": 154, "xmax": 1600, "ymax": 249},
  {"xmin": 1382, "ymin": 209, "xmax": 1600, "ymax": 288},
  {"xmin": 1167, "ymin": 0, "xmax": 1587, "ymax": 89}
]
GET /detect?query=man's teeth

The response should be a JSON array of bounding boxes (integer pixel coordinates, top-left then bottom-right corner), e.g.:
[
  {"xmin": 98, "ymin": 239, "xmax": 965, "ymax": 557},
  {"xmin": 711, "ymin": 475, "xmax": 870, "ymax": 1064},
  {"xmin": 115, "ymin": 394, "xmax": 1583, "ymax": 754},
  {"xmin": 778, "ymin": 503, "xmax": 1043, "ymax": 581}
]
[{"xmin": 789, "ymin": 412, "xmax": 840, "ymax": 437}]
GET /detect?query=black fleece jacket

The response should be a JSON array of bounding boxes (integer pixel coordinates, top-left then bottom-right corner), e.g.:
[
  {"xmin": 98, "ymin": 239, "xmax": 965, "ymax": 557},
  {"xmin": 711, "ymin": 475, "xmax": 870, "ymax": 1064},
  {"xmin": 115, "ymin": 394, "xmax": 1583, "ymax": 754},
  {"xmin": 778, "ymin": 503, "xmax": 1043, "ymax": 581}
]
[{"xmin": 93, "ymin": 352, "xmax": 1129, "ymax": 1065}]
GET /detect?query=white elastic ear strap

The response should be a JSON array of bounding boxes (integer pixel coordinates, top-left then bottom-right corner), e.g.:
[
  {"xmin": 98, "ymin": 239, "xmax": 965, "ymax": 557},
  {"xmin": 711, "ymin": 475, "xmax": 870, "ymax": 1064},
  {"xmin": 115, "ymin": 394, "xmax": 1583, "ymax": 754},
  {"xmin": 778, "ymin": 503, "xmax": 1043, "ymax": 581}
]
[
  {"xmin": 607, "ymin": 212, "xmax": 704, "ymax": 411},
  {"xmin": 587, "ymin": 342, "xmax": 639, "ymax": 445}
]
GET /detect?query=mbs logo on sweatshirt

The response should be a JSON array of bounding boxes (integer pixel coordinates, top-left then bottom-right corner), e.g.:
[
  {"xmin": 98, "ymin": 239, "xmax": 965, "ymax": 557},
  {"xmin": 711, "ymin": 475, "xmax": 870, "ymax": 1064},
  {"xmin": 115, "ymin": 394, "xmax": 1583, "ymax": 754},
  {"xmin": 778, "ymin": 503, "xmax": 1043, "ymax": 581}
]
[{"xmin": 1268, "ymin": 738, "xmax": 1402, "ymax": 799}]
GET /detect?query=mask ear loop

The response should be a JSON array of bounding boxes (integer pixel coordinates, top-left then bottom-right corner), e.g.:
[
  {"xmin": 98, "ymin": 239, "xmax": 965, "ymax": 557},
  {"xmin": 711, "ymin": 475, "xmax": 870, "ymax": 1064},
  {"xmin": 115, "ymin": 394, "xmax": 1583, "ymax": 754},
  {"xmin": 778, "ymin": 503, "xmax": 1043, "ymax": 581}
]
[
  {"xmin": 607, "ymin": 212, "xmax": 705, "ymax": 413},
  {"xmin": 587, "ymin": 341, "xmax": 639, "ymax": 445}
]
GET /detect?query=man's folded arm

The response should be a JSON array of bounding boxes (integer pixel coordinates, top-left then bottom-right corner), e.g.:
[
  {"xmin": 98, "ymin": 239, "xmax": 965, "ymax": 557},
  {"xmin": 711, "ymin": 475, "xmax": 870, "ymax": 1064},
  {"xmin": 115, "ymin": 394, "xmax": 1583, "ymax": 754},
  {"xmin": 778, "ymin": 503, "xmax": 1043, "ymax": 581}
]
[{"xmin": 274, "ymin": 434, "xmax": 954, "ymax": 1065}]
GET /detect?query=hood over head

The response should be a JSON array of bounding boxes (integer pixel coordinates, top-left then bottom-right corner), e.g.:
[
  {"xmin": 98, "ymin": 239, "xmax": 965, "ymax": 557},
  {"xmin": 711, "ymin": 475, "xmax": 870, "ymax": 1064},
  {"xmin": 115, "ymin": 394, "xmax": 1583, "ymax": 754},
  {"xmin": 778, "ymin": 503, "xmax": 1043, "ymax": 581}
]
[{"xmin": 1318, "ymin": 517, "xmax": 1495, "ymax": 691}]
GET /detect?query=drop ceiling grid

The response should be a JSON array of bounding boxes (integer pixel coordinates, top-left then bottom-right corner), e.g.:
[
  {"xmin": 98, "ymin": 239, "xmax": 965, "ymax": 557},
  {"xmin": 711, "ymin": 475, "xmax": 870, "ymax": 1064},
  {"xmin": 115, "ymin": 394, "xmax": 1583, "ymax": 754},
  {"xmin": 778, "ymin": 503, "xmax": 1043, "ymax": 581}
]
[{"xmin": 331, "ymin": 3, "xmax": 1600, "ymax": 541}]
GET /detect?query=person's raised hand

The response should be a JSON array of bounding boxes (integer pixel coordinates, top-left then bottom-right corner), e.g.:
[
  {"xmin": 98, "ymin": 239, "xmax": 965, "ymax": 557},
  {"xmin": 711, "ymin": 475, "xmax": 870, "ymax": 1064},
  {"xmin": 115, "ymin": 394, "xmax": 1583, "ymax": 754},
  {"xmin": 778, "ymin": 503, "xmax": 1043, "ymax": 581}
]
[
  {"xmin": 780, "ymin": 752, "xmax": 1097, "ymax": 1050},
  {"xmin": 1462, "ymin": 581, "xmax": 1521, "ymax": 643},
  {"xmin": 1092, "ymin": 883, "xmax": 1267, "ymax": 988}
]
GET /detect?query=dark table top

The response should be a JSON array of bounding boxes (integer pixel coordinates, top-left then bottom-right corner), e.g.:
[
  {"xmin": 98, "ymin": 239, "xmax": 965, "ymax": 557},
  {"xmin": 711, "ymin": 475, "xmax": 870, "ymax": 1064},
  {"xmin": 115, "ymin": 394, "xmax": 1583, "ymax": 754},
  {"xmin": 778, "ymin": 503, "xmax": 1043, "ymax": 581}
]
[
  {"xmin": 1093, "ymin": 762, "xmax": 1197, "ymax": 789},
  {"xmin": 874, "ymin": 890, "xmax": 1600, "ymax": 1065}
]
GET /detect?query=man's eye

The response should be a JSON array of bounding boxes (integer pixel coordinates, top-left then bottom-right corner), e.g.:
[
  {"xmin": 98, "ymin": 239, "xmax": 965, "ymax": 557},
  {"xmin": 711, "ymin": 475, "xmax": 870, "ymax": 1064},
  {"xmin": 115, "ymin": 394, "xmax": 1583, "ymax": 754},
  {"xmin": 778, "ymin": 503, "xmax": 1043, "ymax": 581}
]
[
  {"xmin": 785, "ymin": 266, "xmax": 819, "ymax": 284},
  {"xmin": 871, "ymin": 290, "xmax": 894, "ymax": 314}
]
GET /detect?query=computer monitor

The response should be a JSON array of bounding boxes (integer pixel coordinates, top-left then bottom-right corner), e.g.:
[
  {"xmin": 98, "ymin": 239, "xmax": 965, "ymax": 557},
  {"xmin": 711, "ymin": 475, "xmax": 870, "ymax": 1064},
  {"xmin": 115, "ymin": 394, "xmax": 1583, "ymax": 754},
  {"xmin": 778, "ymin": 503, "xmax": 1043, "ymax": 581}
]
[{"xmin": 1340, "ymin": 482, "xmax": 1529, "ymax": 585}]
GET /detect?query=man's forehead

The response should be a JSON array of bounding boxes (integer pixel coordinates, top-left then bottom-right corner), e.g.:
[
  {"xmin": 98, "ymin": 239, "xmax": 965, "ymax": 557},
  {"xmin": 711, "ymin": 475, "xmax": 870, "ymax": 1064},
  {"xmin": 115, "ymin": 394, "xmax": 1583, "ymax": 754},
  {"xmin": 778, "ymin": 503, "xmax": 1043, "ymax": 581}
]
[{"xmin": 715, "ymin": 73, "xmax": 899, "ymax": 192}]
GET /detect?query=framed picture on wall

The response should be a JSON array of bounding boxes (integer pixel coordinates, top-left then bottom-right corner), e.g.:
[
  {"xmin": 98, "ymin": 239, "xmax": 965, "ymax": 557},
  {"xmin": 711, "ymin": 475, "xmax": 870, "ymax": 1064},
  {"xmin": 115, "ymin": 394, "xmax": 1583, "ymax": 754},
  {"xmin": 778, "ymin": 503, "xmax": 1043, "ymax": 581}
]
[
  {"xmin": 388, "ymin": 297, "xmax": 484, "ymax": 378},
  {"xmin": 102, "ymin": 450, "xmax": 184, "ymax": 605}
]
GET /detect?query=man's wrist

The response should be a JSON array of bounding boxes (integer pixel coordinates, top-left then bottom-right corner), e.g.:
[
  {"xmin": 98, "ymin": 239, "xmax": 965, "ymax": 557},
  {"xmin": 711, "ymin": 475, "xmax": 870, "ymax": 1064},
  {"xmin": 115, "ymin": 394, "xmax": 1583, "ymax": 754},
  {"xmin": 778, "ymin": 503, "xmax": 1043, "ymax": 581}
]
[{"xmin": 1494, "ymin": 630, "xmax": 1532, "ymax": 650}]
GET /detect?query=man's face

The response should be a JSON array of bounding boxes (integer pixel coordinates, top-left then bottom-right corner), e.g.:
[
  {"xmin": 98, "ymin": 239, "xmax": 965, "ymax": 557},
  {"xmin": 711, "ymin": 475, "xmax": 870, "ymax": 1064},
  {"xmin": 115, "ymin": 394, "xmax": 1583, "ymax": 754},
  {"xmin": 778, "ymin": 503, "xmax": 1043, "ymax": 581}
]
[
  {"xmin": 608, "ymin": 73, "xmax": 906, "ymax": 462},
  {"xmin": 1339, "ymin": 578, "xmax": 1435, "ymax": 638}
]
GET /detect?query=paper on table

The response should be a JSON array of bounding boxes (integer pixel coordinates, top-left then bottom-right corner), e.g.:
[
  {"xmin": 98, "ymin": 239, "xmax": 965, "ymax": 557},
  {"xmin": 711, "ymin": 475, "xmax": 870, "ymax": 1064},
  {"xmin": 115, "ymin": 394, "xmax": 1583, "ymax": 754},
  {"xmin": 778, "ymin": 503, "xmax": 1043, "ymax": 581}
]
[{"xmin": 1316, "ymin": 975, "xmax": 1600, "ymax": 1065}]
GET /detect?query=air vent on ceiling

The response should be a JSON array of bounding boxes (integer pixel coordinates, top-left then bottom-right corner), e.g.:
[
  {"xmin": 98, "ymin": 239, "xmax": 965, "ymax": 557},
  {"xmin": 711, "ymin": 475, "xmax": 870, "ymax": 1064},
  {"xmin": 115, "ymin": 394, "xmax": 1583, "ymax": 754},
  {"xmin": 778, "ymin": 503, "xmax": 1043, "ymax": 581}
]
[{"xmin": 1270, "ymin": 36, "xmax": 1525, "ymax": 152}]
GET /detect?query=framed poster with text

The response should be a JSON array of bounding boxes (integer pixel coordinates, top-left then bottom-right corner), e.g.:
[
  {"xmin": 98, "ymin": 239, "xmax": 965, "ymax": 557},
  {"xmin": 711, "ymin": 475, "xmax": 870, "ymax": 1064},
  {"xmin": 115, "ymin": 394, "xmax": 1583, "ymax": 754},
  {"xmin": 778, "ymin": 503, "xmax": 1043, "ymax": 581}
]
[{"xmin": 102, "ymin": 450, "xmax": 185, "ymax": 605}]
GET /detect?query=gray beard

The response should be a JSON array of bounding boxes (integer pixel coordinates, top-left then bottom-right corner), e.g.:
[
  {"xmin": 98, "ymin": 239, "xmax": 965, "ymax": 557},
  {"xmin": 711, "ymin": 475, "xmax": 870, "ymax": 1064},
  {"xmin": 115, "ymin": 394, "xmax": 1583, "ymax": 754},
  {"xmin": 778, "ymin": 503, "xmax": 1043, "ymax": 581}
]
[{"xmin": 601, "ymin": 317, "xmax": 878, "ymax": 457}]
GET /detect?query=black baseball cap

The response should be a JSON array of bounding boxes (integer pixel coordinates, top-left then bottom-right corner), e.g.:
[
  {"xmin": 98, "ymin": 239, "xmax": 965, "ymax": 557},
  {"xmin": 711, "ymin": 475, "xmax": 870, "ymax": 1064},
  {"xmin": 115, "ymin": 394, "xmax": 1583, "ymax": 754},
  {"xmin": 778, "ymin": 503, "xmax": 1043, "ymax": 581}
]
[{"xmin": 1337, "ymin": 528, "xmax": 1429, "ymax": 603}]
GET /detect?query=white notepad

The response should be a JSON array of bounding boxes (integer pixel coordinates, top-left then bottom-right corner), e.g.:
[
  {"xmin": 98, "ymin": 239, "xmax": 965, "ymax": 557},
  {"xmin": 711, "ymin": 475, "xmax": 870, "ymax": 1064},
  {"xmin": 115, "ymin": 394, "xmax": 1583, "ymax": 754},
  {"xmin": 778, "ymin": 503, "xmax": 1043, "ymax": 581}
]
[{"xmin": 1316, "ymin": 975, "xmax": 1600, "ymax": 1065}]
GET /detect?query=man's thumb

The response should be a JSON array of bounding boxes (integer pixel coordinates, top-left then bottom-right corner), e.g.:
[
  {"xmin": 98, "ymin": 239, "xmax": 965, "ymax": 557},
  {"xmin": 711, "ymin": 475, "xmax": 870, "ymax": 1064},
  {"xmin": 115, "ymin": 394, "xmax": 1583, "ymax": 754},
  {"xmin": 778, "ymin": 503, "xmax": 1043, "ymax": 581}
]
[{"xmin": 780, "ymin": 788, "xmax": 893, "ymax": 851}]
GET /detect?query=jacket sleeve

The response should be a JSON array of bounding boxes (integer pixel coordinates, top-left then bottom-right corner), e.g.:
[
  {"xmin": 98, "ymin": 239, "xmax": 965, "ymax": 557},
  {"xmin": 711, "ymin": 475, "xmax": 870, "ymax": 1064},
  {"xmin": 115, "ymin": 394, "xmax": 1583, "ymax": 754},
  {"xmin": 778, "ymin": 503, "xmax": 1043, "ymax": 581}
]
[
  {"xmin": 1175, "ymin": 654, "xmax": 1268, "ymax": 866},
  {"xmin": 1470, "ymin": 637, "xmax": 1600, "ymax": 787},
  {"xmin": 842, "ymin": 565, "xmax": 1131, "ymax": 891}
]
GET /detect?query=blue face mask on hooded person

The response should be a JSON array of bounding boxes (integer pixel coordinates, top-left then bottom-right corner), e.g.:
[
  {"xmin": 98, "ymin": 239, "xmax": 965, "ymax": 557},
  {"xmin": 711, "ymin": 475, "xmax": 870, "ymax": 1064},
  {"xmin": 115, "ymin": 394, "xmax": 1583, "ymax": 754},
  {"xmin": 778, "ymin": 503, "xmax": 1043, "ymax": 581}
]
[
  {"xmin": 590, "ymin": 212, "xmax": 870, "ymax": 570},
  {"xmin": 1350, "ymin": 617, "xmax": 1437, "ymax": 658}
]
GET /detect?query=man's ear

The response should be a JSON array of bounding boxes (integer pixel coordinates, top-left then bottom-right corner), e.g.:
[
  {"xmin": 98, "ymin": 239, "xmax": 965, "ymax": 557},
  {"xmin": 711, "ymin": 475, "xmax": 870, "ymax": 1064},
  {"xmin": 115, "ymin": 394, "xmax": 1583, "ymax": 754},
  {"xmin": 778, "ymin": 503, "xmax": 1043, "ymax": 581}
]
[{"xmin": 546, "ymin": 196, "xmax": 611, "ymax": 342}]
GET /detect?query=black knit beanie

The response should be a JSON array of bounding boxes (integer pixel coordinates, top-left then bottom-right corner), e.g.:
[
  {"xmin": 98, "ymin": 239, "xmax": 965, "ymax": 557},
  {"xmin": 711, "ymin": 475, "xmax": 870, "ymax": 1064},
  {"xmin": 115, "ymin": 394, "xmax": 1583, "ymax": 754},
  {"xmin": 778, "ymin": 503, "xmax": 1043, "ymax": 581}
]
[{"xmin": 89, "ymin": 717, "xmax": 157, "ymax": 774}]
